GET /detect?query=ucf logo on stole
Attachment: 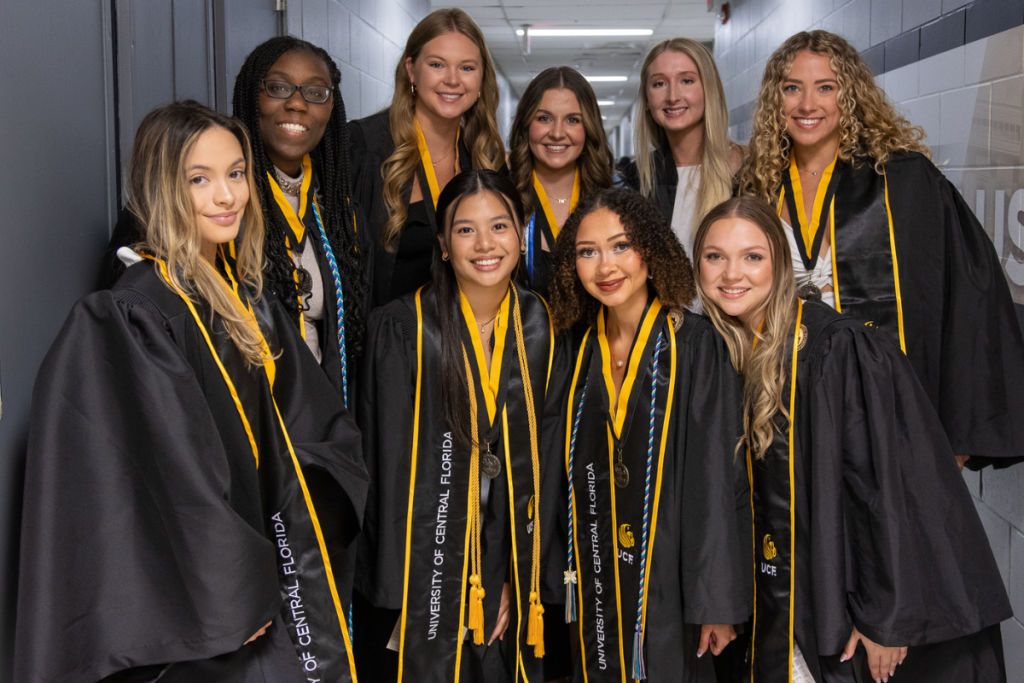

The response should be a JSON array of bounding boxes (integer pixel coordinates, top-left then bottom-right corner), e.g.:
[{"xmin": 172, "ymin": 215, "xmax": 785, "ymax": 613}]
[
  {"xmin": 761, "ymin": 534, "xmax": 778, "ymax": 576},
  {"xmin": 618, "ymin": 524, "xmax": 635, "ymax": 565}
]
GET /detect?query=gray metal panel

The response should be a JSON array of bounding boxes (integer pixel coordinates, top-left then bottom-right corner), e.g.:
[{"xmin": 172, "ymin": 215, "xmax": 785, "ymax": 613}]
[
  {"xmin": 173, "ymin": 0, "xmax": 217, "ymax": 104},
  {"xmin": 0, "ymin": 0, "xmax": 118, "ymax": 679},
  {"xmin": 219, "ymin": 0, "xmax": 281, "ymax": 113},
  {"xmin": 117, "ymin": 0, "xmax": 218, "ymax": 180}
]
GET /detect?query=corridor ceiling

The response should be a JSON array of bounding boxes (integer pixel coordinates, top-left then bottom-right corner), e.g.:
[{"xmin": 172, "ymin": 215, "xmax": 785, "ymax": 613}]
[{"xmin": 433, "ymin": 0, "xmax": 717, "ymax": 129}]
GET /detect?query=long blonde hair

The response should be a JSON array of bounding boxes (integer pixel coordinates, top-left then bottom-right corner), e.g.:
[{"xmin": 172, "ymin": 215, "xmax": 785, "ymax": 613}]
[
  {"xmin": 380, "ymin": 8, "xmax": 505, "ymax": 251},
  {"xmin": 738, "ymin": 30, "xmax": 930, "ymax": 202},
  {"xmin": 692, "ymin": 197, "xmax": 797, "ymax": 459},
  {"xmin": 507, "ymin": 66, "xmax": 614, "ymax": 218},
  {"xmin": 127, "ymin": 100, "xmax": 268, "ymax": 366},
  {"xmin": 634, "ymin": 38, "xmax": 735, "ymax": 223}
]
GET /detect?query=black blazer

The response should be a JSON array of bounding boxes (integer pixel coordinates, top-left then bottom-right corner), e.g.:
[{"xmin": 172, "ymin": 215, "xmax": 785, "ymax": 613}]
[{"xmin": 349, "ymin": 109, "xmax": 472, "ymax": 313}]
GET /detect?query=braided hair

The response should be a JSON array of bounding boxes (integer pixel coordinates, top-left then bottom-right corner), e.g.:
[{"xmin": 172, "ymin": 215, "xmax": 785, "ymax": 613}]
[{"xmin": 233, "ymin": 36, "xmax": 364, "ymax": 356}]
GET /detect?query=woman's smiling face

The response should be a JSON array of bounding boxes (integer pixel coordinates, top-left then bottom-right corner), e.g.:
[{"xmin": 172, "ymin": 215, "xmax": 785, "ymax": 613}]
[
  {"xmin": 574, "ymin": 207, "xmax": 649, "ymax": 311},
  {"xmin": 443, "ymin": 190, "xmax": 522, "ymax": 293},
  {"xmin": 698, "ymin": 216, "xmax": 774, "ymax": 330}
]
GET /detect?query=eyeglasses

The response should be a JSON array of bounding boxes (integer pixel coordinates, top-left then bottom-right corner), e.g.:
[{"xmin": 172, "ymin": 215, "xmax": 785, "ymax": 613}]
[{"xmin": 261, "ymin": 79, "xmax": 333, "ymax": 104}]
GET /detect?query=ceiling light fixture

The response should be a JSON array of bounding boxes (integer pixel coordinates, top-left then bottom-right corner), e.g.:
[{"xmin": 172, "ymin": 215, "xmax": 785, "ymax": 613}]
[
  {"xmin": 597, "ymin": 100, "xmax": 615, "ymax": 106},
  {"xmin": 586, "ymin": 76, "xmax": 628, "ymax": 82},
  {"xmin": 515, "ymin": 29, "xmax": 653, "ymax": 37}
]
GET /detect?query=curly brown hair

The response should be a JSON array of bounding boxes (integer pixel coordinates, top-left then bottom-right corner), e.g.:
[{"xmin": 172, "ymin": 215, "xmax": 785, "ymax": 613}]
[
  {"xmin": 548, "ymin": 188, "xmax": 696, "ymax": 332},
  {"xmin": 738, "ymin": 30, "xmax": 930, "ymax": 202}
]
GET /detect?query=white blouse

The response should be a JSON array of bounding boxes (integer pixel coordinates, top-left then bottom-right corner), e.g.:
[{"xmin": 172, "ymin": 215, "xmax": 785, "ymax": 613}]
[{"xmin": 782, "ymin": 218, "xmax": 835, "ymax": 309}]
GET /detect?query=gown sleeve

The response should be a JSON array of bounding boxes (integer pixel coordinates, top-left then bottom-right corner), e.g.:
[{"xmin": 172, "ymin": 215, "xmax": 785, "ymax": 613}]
[
  {"xmin": 355, "ymin": 303, "xmax": 417, "ymax": 609},
  {"xmin": 938, "ymin": 176, "xmax": 1024, "ymax": 468},
  {"xmin": 678, "ymin": 320, "xmax": 753, "ymax": 626},
  {"xmin": 808, "ymin": 324, "xmax": 1012, "ymax": 649},
  {"xmin": 888, "ymin": 156, "xmax": 1024, "ymax": 468},
  {"xmin": 15, "ymin": 292, "xmax": 283, "ymax": 683}
]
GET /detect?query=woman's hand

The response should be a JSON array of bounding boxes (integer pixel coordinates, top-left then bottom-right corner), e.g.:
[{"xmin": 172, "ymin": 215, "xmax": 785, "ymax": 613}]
[
  {"xmin": 488, "ymin": 582, "xmax": 512, "ymax": 645},
  {"xmin": 245, "ymin": 621, "xmax": 273, "ymax": 645},
  {"xmin": 697, "ymin": 623, "xmax": 736, "ymax": 657},
  {"xmin": 840, "ymin": 625, "xmax": 907, "ymax": 682}
]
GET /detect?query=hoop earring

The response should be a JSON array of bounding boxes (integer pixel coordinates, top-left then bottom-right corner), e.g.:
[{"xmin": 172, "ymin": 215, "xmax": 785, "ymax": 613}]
[
  {"xmin": 411, "ymin": 84, "xmax": 417, "ymax": 97},
  {"xmin": 520, "ymin": 244, "xmax": 527, "ymax": 254},
  {"xmin": 442, "ymin": 252, "xmax": 449, "ymax": 261}
]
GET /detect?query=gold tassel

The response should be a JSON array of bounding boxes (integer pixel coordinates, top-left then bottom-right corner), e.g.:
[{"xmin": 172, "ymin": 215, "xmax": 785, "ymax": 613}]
[
  {"xmin": 527, "ymin": 591, "xmax": 545, "ymax": 657},
  {"xmin": 469, "ymin": 574, "xmax": 486, "ymax": 645}
]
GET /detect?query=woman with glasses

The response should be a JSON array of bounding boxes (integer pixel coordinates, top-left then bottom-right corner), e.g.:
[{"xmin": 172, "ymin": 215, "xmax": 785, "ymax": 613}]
[
  {"xmin": 99, "ymin": 36, "xmax": 364, "ymax": 409},
  {"xmin": 231, "ymin": 35, "xmax": 364, "ymax": 406},
  {"xmin": 349, "ymin": 8, "xmax": 506, "ymax": 313}
]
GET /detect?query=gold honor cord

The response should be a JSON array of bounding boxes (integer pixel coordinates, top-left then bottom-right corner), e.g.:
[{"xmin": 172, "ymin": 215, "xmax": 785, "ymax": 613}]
[
  {"xmin": 786, "ymin": 300, "xmax": 803, "ymax": 683},
  {"xmin": 415, "ymin": 118, "xmax": 461, "ymax": 209},
  {"xmin": 397, "ymin": 288, "xmax": 426, "ymax": 681},
  {"xmin": 511, "ymin": 287, "xmax": 546, "ymax": 658},
  {"xmin": 462, "ymin": 345, "xmax": 487, "ymax": 645},
  {"xmin": 268, "ymin": 154, "xmax": 315, "ymax": 340},
  {"xmin": 148, "ymin": 255, "xmax": 358, "ymax": 678},
  {"xmin": 532, "ymin": 168, "xmax": 581, "ymax": 241}
]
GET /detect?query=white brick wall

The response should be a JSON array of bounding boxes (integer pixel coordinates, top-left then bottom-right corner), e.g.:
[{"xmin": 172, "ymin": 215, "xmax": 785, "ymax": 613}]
[{"xmin": 286, "ymin": 0, "xmax": 430, "ymax": 120}]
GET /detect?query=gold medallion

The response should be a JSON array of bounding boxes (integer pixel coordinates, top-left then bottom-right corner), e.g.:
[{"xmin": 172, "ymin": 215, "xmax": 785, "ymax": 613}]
[
  {"xmin": 481, "ymin": 448, "xmax": 502, "ymax": 479},
  {"xmin": 614, "ymin": 462, "xmax": 629, "ymax": 488}
]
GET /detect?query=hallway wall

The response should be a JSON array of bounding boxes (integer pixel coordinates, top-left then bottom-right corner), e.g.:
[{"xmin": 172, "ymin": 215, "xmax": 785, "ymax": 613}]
[{"xmin": 713, "ymin": 0, "xmax": 1024, "ymax": 676}]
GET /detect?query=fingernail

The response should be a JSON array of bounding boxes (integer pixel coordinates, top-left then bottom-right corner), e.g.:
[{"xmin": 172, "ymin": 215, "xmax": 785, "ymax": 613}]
[
  {"xmin": 840, "ymin": 655, "xmax": 848, "ymax": 663},
  {"xmin": 697, "ymin": 651, "xmax": 704, "ymax": 658}
]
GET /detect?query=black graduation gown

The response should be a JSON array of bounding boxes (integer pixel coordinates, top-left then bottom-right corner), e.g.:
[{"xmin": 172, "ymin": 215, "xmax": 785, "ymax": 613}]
[
  {"xmin": 355, "ymin": 283, "xmax": 562, "ymax": 683},
  {"xmin": 620, "ymin": 149, "xmax": 677, "ymax": 221},
  {"xmin": 748, "ymin": 299, "xmax": 1012, "ymax": 683},
  {"xmin": 348, "ymin": 110, "xmax": 472, "ymax": 313},
  {"xmin": 16, "ymin": 260, "xmax": 368, "ymax": 683},
  {"xmin": 554, "ymin": 299, "xmax": 751, "ymax": 683},
  {"xmin": 781, "ymin": 152, "xmax": 1024, "ymax": 469}
]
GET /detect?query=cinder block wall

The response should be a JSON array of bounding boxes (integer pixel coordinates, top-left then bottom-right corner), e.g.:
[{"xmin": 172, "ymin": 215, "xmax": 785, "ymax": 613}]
[
  {"xmin": 714, "ymin": 0, "xmax": 1024, "ymax": 676},
  {"xmin": 284, "ymin": 0, "xmax": 430, "ymax": 119},
  {"xmin": 284, "ymin": 0, "xmax": 517, "ymax": 141}
]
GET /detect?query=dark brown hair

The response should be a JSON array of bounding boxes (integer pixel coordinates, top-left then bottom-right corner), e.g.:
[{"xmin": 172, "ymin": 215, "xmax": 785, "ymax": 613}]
[{"xmin": 508, "ymin": 66, "xmax": 614, "ymax": 217}]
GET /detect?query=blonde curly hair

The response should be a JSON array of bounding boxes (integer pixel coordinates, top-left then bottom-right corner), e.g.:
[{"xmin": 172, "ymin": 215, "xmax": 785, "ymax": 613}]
[{"xmin": 738, "ymin": 30, "xmax": 930, "ymax": 202}]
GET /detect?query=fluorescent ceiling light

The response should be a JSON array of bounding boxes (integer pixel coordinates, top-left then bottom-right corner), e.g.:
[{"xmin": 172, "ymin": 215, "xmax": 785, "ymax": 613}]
[
  {"xmin": 586, "ymin": 76, "xmax": 628, "ymax": 82},
  {"xmin": 597, "ymin": 100, "xmax": 615, "ymax": 106},
  {"xmin": 516, "ymin": 29, "xmax": 653, "ymax": 37}
]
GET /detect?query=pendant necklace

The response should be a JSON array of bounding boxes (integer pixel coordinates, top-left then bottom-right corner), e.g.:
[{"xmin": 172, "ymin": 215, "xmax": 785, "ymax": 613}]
[
  {"xmin": 431, "ymin": 145, "xmax": 455, "ymax": 168},
  {"xmin": 480, "ymin": 440, "xmax": 502, "ymax": 479},
  {"xmin": 478, "ymin": 313, "xmax": 497, "ymax": 334}
]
